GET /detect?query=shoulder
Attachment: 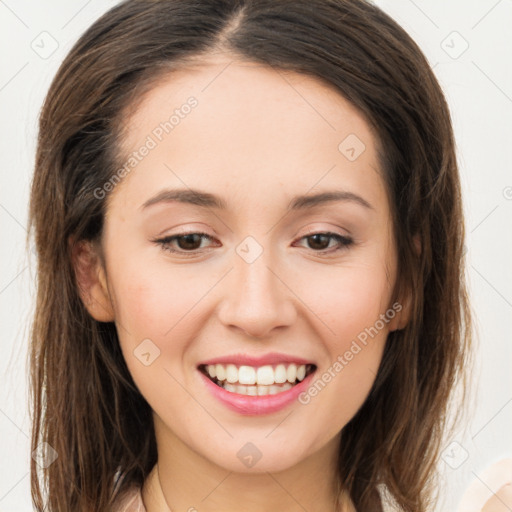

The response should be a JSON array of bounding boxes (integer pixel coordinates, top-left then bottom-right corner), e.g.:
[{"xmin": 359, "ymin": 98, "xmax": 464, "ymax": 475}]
[
  {"xmin": 111, "ymin": 484, "xmax": 147, "ymax": 512},
  {"xmin": 457, "ymin": 458, "xmax": 512, "ymax": 512}
]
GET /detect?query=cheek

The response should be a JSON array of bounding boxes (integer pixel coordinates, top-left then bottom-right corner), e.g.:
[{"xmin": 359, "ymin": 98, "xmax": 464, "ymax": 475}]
[
  {"xmin": 298, "ymin": 270, "xmax": 391, "ymax": 435},
  {"xmin": 106, "ymin": 260, "xmax": 207, "ymax": 402},
  {"xmin": 109, "ymin": 257, "xmax": 205, "ymax": 340},
  {"xmin": 293, "ymin": 261, "xmax": 392, "ymax": 420},
  {"xmin": 297, "ymin": 260, "xmax": 393, "ymax": 344},
  {"xmin": 299, "ymin": 341, "xmax": 385, "ymax": 444}
]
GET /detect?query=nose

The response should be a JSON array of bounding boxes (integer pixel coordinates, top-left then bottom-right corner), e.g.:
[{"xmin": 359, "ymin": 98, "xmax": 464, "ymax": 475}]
[{"xmin": 217, "ymin": 245, "xmax": 297, "ymax": 339}]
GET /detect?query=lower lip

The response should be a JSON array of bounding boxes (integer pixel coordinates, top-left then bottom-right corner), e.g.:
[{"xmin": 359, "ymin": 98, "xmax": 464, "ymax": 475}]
[{"xmin": 198, "ymin": 369, "xmax": 316, "ymax": 416}]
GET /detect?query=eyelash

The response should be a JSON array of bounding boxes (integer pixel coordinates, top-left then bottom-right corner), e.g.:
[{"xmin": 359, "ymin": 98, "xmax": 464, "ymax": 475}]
[{"xmin": 153, "ymin": 230, "xmax": 354, "ymax": 257}]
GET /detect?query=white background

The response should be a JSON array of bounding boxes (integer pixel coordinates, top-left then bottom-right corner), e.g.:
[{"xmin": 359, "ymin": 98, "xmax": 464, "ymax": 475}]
[{"xmin": 0, "ymin": 1, "xmax": 511, "ymax": 510}]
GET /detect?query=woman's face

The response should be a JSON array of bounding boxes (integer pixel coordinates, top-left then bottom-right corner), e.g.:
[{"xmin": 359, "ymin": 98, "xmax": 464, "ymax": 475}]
[{"xmin": 89, "ymin": 57, "xmax": 405, "ymax": 473}]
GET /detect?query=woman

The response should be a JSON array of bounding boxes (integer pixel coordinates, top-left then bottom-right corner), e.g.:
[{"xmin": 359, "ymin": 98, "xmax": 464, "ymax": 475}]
[{"xmin": 27, "ymin": 0, "xmax": 472, "ymax": 510}]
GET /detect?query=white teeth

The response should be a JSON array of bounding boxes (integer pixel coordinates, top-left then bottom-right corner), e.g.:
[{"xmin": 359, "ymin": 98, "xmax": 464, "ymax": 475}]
[
  {"xmin": 257, "ymin": 385, "xmax": 269, "ymax": 396},
  {"xmin": 220, "ymin": 381, "xmax": 294, "ymax": 396},
  {"xmin": 257, "ymin": 366, "xmax": 274, "ymax": 385},
  {"xmin": 245, "ymin": 385, "xmax": 257, "ymax": 396},
  {"xmin": 287, "ymin": 364, "xmax": 297, "ymax": 383},
  {"xmin": 269, "ymin": 385, "xmax": 281, "ymax": 395},
  {"xmin": 203, "ymin": 362, "xmax": 311, "ymax": 387},
  {"xmin": 238, "ymin": 366, "xmax": 256, "ymax": 385},
  {"xmin": 226, "ymin": 364, "xmax": 238, "ymax": 383},
  {"xmin": 274, "ymin": 364, "xmax": 288, "ymax": 384},
  {"xmin": 215, "ymin": 364, "xmax": 226, "ymax": 381}
]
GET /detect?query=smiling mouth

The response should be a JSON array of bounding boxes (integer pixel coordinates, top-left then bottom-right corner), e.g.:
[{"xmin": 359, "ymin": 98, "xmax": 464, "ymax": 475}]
[{"xmin": 198, "ymin": 363, "xmax": 317, "ymax": 396}]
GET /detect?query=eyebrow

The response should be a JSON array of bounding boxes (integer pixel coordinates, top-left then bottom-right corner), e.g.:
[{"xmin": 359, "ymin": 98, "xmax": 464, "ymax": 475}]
[{"xmin": 140, "ymin": 188, "xmax": 374, "ymax": 211}]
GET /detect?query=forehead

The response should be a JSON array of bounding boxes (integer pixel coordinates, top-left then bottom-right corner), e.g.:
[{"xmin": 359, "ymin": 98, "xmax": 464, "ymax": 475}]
[{"xmin": 111, "ymin": 56, "xmax": 386, "ymax": 215}]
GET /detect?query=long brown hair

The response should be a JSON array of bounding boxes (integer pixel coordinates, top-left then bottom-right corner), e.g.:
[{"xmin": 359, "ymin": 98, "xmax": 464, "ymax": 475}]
[{"xmin": 27, "ymin": 0, "xmax": 472, "ymax": 510}]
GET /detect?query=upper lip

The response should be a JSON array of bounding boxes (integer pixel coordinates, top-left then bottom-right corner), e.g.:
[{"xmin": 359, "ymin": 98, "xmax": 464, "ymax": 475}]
[{"xmin": 198, "ymin": 352, "xmax": 316, "ymax": 368}]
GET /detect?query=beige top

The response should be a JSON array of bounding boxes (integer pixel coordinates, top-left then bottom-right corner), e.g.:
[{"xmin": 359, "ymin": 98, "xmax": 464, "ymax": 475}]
[
  {"xmin": 111, "ymin": 485, "xmax": 511, "ymax": 512},
  {"xmin": 112, "ymin": 464, "xmax": 512, "ymax": 512},
  {"xmin": 111, "ymin": 480, "xmax": 370, "ymax": 512},
  {"xmin": 111, "ymin": 485, "xmax": 147, "ymax": 512}
]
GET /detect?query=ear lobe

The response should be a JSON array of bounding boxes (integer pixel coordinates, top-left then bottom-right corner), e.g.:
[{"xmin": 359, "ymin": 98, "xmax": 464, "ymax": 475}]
[
  {"xmin": 70, "ymin": 239, "xmax": 115, "ymax": 322},
  {"xmin": 387, "ymin": 291, "xmax": 413, "ymax": 332}
]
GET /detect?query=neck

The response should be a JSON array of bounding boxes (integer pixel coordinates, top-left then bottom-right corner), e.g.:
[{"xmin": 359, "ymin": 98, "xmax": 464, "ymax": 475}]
[{"xmin": 142, "ymin": 416, "xmax": 355, "ymax": 512}]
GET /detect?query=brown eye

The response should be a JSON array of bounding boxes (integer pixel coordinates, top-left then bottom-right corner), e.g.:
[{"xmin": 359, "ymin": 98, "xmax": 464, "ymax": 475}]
[
  {"xmin": 154, "ymin": 232, "xmax": 216, "ymax": 254},
  {"xmin": 306, "ymin": 233, "xmax": 332, "ymax": 250},
  {"xmin": 297, "ymin": 232, "xmax": 353, "ymax": 254},
  {"xmin": 174, "ymin": 233, "xmax": 205, "ymax": 251},
  {"xmin": 153, "ymin": 231, "xmax": 353, "ymax": 257}
]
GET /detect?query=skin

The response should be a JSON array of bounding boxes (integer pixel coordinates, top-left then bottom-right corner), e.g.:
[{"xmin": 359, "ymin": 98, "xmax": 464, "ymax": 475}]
[{"xmin": 74, "ymin": 54, "xmax": 411, "ymax": 512}]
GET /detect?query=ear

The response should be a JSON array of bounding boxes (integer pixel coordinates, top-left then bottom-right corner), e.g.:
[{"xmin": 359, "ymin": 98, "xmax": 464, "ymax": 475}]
[
  {"xmin": 388, "ymin": 234, "xmax": 421, "ymax": 332},
  {"xmin": 70, "ymin": 238, "xmax": 115, "ymax": 322},
  {"xmin": 387, "ymin": 289, "xmax": 412, "ymax": 332}
]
